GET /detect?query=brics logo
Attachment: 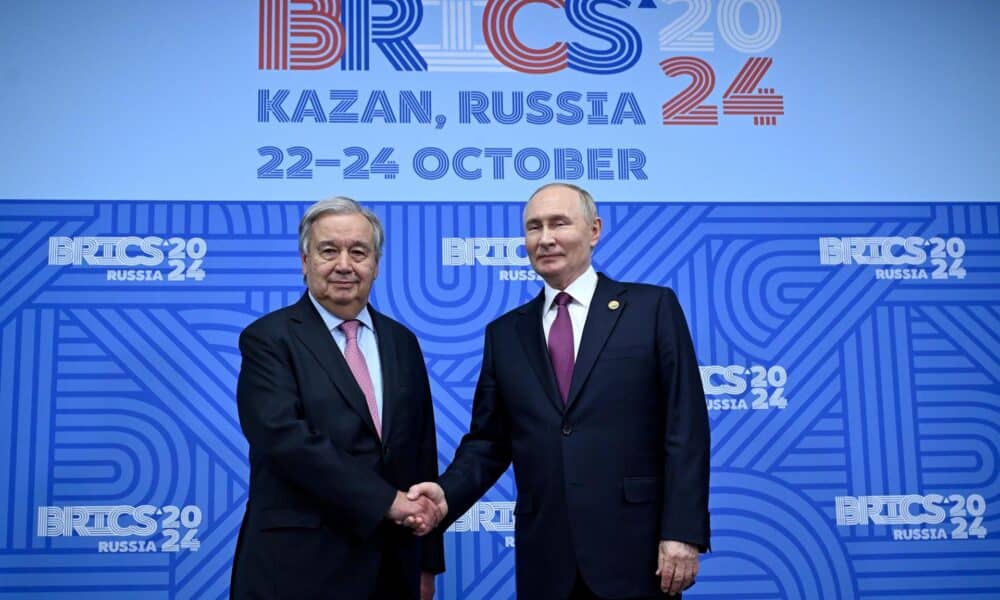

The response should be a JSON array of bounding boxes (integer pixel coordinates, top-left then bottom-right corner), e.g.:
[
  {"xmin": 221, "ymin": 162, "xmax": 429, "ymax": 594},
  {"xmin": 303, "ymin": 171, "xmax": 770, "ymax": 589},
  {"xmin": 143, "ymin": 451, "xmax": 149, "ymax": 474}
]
[
  {"xmin": 441, "ymin": 237, "xmax": 529, "ymax": 266},
  {"xmin": 441, "ymin": 237, "xmax": 541, "ymax": 280},
  {"xmin": 447, "ymin": 501, "xmax": 517, "ymax": 547},
  {"xmin": 834, "ymin": 494, "xmax": 988, "ymax": 542},
  {"xmin": 38, "ymin": 505, "xmax": 204, "ymax": 553},
  {"xmin": 700, "ymin": 364, "xmax": 789, "ymax": 411},
  {"xmin": 259, "ymin": 0, "xmax": 644, "ymax": 74},
  {"xmin": 48, "ymin": 236, "xmax": 208, "ymax": 282}
]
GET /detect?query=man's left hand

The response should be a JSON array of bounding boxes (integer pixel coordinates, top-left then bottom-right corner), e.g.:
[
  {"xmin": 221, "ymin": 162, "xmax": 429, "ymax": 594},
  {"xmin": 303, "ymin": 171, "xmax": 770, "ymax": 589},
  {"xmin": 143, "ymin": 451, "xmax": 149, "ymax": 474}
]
[
  {"xmin": 387, "ymin": 491, "xmax": 441, "ymax": 535},
  {"xmin": 420, "ymin": 571, "xmax": 436, "ymax": 600},
  {"xmin": 655, "ymin": 540, "xmax": 699, "ymax": 596}
]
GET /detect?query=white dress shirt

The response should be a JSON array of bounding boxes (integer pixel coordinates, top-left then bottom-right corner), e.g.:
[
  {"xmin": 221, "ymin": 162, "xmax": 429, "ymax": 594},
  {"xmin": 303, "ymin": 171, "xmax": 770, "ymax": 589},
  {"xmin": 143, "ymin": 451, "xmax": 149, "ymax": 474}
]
[
  {"xmin": 308, "ymin": 293, "xmax": 384, "ymax": 421},
  {"xmin": 541, "ymin": 265, "xmax": 598, "ymax": 360}
]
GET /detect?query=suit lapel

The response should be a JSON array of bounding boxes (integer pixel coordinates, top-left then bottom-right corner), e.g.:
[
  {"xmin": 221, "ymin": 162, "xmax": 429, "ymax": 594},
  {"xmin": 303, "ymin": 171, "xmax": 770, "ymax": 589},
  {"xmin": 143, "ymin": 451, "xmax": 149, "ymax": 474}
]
[
  {"xmin": 565, "ymin": 274, "xmax": 627, "ymax": 410},
  {"xmin": 370, "ymin": 308, "xmax": 399, "ymax": 443},
  {"xmin": 515, "ymin": 290, "xmax": 564, "ymax": 414},
  {"xmin": 289, "ymin": 294, "xmax": 381, "ymax": 441}
]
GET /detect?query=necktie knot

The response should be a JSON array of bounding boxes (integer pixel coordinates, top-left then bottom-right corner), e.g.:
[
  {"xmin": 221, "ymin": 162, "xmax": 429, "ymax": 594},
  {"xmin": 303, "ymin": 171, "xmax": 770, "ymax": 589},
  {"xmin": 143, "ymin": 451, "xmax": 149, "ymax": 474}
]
[
  {"xmin": 554, "ymin": 292, "xmax": 572, "ymax": 308},
  {"xmin": 339, "ymin": 319, "xmax": 360, "ymax": 340}
]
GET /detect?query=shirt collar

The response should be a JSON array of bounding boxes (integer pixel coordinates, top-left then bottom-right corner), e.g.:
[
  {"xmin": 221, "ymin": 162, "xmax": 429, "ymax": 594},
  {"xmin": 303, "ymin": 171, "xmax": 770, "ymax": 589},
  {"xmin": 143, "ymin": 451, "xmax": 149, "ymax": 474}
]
[
  {"xmin": 543, "ymin": 265, "xmax": 598, "ymax": 311},
  {"xmin": 308, "ymin": 292, "xmax": 375, "ymax": 335}
]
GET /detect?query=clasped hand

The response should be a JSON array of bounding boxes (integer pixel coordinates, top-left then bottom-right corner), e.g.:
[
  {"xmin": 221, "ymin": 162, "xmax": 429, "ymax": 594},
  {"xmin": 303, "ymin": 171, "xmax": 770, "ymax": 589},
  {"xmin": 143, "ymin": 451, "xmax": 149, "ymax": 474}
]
[{"xmin": 387, "ymin": 482, "xmax": 449, "ymax": 536}]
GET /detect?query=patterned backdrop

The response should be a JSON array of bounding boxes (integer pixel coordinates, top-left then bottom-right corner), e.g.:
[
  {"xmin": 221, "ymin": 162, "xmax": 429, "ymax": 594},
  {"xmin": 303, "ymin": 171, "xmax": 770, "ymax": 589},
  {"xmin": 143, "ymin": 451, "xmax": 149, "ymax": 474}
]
[{"xmin": 1, "ymin": 201, "xmax": 997, "ymax": 597}]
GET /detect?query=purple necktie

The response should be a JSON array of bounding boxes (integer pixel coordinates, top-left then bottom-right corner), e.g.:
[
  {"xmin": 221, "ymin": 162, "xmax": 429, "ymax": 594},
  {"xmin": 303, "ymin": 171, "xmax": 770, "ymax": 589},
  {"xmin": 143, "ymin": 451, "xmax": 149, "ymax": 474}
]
[
  {"xmin": 339, "ymin": 319, "xmax": 381, "ymax": 439},
  {"xmin": 548, "ymin": 292, "xmax": 574, "ymax": 404}
]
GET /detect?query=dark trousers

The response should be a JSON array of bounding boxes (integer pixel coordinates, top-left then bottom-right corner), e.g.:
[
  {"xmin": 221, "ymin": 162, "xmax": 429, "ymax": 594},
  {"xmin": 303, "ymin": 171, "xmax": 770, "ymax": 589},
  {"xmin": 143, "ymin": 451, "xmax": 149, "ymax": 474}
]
[
  {"xmin": 567, "ymin": 572, "xmax": 676, "ymax": 600},
  {"xmin": 371, "ymin": 554, "xmax": 415, "ymax": 600}
]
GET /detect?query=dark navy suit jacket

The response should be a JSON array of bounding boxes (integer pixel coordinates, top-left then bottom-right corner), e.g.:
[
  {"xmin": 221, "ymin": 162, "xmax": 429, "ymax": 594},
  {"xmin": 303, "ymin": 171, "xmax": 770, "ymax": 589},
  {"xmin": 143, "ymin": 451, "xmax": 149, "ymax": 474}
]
[
  {"xmin": 231, "ymin": 293, "xmax": 444, "ymax": 599},
  {"xmin": 440, "ymin": 274, "xmax": 710, "ymax": 600}
]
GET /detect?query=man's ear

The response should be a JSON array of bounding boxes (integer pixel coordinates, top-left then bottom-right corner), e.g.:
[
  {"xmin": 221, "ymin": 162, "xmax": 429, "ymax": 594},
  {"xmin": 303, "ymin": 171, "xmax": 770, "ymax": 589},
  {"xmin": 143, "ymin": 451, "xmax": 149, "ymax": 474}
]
[{"xmin": 590, "ymin": 216, "xmax": 603, "ymax": 249}]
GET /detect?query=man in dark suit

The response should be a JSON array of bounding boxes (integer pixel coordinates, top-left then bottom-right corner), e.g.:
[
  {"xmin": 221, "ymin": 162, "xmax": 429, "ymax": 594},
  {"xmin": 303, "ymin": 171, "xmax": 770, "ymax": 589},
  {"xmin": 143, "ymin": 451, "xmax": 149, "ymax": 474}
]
[
  {"xmin": 410, "ymin": 183, "xmax": 710, "ymax": 599},
  {"xmin": 231, "ymin": 197, "xmax": 444, "ymax": 599}
]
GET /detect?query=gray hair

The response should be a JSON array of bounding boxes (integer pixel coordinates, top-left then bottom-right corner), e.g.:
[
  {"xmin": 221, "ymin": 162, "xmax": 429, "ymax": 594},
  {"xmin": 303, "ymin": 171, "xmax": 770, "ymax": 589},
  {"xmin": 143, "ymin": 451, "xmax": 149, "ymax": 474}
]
[
  {"xmin": 527, "ymin": 182, "xmax": 598, "ymax": 224},
  {"xmin": 298, "ymin": 196, "xmax": 385, "ymax": 260}
]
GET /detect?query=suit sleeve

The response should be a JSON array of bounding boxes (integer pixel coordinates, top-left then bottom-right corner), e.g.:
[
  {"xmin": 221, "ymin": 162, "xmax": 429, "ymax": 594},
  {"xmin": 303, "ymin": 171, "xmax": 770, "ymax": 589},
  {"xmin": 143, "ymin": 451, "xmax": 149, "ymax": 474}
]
[
  {"xmin": 413, "ymin": 337, "xmax": 446, "ymax": 574},
  {"xmin": 657, "ymin": 288, "xmax": 711, "ymax": 550},
  {"xmin": 438, "ymin": 324, "xmax": 513, "ymax": 529},
  {"xmin": 236, "ymin": 325, "xmax": 397, "ymax": 539}
]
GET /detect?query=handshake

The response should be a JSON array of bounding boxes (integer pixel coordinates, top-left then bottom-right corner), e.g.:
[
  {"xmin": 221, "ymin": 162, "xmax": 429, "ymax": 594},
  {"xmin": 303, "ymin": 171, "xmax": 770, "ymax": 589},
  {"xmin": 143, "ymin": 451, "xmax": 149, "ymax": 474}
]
[{"xmin": 387, "ymin": 482, "xmax": 448, "ymax": 536}]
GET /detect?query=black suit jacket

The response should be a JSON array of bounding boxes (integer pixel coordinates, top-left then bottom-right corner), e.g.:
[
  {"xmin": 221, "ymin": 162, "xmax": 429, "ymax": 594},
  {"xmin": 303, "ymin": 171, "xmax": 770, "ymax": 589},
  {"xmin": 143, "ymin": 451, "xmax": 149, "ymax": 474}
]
[
  {"xmin": 231, "ymin": 293, "xmax": 444, "ymax": 599},
  {"xmin": 439, "ymin": 274, "xmax": 710, "ymax": 600}
]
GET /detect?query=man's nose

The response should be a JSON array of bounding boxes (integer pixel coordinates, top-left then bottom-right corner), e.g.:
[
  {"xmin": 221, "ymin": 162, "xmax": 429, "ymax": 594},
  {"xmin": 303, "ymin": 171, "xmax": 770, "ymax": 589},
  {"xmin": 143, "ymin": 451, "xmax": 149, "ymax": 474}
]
[
  {"xmin": 333, "ymin": 251, "xmax": 352, "ymax": 271},
  {"xmin": 538, "ymin": 227, "xmax": 555, "ymax": 245}
]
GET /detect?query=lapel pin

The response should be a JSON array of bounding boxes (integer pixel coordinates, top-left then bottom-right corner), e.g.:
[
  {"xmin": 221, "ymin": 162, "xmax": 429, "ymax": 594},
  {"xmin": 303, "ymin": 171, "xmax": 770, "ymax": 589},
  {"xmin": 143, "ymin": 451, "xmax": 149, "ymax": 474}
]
[{"xmin": 608, "ymin": 300, "xmax": 621, "ymax": 310}]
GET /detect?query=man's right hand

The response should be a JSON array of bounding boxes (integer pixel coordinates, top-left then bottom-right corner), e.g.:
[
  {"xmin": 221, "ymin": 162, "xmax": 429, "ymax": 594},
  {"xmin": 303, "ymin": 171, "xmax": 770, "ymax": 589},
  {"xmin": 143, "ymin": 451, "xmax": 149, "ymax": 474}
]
[
  {"xmin": 406, "ymin": 482, "xmax": 449, "ymax": 531},
  {"xmin": 387, "ymin": 491, "xmax": 441, "ymax": 536}
]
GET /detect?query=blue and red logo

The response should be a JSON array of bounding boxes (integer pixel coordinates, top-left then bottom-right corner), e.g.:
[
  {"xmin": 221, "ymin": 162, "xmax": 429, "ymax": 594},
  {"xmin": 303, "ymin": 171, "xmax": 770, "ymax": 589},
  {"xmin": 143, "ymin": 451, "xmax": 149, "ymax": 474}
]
[{"xmin": 258, "ymin": 0, "xmax": 643, "ymax": 74}]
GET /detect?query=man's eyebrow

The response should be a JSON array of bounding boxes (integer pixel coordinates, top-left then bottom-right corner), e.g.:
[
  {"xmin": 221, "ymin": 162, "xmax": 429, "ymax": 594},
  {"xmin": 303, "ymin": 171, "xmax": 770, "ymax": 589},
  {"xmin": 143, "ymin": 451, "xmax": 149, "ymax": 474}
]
[
  {"xmin": 527, "ymin": 213, "xmax": 567, "ymax": 222},
  {"xmin": 316, "ymin": 239, "xmax": 370, "ymax": 247}
]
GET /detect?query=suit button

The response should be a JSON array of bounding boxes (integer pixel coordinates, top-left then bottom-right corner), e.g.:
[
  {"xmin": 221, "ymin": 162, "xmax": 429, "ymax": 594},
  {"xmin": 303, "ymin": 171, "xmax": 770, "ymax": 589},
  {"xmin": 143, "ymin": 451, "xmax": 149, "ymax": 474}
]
[
  {"xmin": 382, "ymin": 447, "xmax": 391, "ymax": 460},
  {"xmin": 562, "ymin": 425, "xmax": 572, "ymax": 436}
]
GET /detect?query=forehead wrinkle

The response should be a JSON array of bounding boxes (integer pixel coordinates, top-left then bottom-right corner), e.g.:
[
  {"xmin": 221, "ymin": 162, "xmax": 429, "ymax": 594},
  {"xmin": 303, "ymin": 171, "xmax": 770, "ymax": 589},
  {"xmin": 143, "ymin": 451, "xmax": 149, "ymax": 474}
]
[
  {"xmin": 525, "ymin": 208, "xmax": 576, "ymax": 222},
  {"xmin": 313, "ymin": 231, "xmax": 372, "ymax": 247},
  {"xmin": 317, "ymin": 237, "xmax": 368, "ymax": 244},
  {"xmin": 312, "ymin": 213, "xmax": 375, "ymax": 245}
]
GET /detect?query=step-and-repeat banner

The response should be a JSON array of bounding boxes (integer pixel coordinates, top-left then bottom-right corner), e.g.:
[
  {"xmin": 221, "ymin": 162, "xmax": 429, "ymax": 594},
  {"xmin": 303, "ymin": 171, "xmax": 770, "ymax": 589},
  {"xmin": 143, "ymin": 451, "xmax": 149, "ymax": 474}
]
[{"xmin": 1, "ymin": 1, "xmax": 998, "ymax": 598}]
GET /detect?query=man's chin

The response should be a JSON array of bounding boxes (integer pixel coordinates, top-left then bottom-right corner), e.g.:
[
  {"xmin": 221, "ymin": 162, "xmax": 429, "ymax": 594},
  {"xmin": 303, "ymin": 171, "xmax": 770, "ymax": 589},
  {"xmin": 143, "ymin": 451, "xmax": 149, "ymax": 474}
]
[
  {"xmin": 328, "ymin": 284, "xmax": 357, "ymax": 294},
  {"xmin": 319, "ymin": 289, "xmax": 358, "ymax": 304},
  {"xmin": 537, "ymin": 263, "xmax": 565, "ymax": 275},
  {"xmin": 317, "ymin": 294, "xmax": 363, "ymax": 318},
  {"xmin": 533, "ymin": 258, "xmax": 563, "ymax": 273}
]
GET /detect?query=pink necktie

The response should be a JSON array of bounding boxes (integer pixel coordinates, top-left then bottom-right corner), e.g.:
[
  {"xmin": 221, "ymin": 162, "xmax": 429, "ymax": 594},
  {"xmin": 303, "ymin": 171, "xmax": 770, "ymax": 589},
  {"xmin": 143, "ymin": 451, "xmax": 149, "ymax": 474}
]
[
  {"xmin": 339, "ymin": 320, "xmax": 381, "ymax": 439},
  {"xmin": 548, "ymin": 292, "xmax": 574, "ymax": 405}
]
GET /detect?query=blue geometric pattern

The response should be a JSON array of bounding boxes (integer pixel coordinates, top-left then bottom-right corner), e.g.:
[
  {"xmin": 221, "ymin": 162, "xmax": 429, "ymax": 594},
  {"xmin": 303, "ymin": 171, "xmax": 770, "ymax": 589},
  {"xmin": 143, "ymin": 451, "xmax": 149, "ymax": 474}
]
[{"xmin": 0, "ymin": 200, "xmax": 997, "ymax": 598}]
